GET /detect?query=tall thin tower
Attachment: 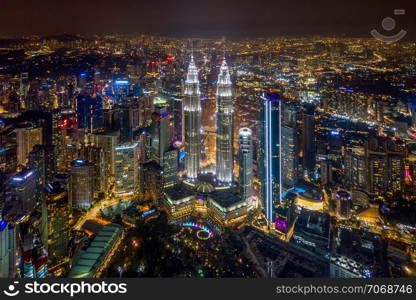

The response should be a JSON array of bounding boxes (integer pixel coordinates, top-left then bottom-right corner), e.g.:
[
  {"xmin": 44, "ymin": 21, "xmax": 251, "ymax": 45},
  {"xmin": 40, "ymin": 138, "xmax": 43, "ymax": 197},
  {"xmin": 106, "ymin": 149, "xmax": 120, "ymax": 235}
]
[
  {"xmin": 184, "ymin": 55, "xmax": 201, "ymax": 180},
  {"xmin": 216, "ymin": 59, "xmax": 233, "ymax": 184},
  {"xmin": 260, "ymin": 93, "xmax": 282, "ymax": 223}
]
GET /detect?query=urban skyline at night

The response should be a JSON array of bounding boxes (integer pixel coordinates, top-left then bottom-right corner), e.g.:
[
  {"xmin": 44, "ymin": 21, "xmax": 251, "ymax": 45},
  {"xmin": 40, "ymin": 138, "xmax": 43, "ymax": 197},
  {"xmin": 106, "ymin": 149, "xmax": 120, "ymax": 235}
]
[{"xmin": 0, "ymin": 1, "xmax": 416, "ymax": 283}]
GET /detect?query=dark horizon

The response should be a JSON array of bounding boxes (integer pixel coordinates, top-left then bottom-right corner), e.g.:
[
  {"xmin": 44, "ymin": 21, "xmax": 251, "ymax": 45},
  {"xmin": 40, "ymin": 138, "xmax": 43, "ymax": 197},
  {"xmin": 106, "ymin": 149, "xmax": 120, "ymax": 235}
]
[{"xmin": 0, "ymin": 0, "xmax": 415, "ymax": 40}]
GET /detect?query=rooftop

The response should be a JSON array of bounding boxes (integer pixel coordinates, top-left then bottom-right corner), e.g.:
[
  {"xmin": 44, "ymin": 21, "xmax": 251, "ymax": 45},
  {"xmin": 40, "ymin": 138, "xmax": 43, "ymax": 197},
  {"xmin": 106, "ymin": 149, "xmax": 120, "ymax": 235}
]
[
  {"xmin": 210, "ymin": 188, "xmax": 242, "ymax": 208},
  {"xmin": 68, "ymin": 224, "xmax": 122, "ymax": 278},
  {"xmin": 164, "ymin": 182, "xmax": 195, "ymax": 201}
]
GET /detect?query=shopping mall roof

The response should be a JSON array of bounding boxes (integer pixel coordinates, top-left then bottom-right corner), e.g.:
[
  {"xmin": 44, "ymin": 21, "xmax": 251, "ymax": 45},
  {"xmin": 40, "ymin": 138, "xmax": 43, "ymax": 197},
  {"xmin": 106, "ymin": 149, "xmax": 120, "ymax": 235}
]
[
  {"xmin": 210, "ymin": 189, "xmax": 242, "ymax": 208},
  {"xmin": 68, "ymin": 224, "xmax": 123, "ymax": 278}
]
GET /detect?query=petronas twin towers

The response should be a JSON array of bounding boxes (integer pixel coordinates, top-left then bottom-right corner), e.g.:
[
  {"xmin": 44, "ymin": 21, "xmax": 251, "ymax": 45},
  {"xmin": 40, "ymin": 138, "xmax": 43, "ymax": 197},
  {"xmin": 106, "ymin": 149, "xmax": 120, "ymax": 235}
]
[
  {"xmin": 215, "ymin": 59, "xmax": 233, "ymax": 184},
  {"xmin": 183, "ymin": 56, "xmax": 202, "ymax": 180},
  {"xmin": 184, "ymin": 56, "xmax": 233, "ymax": 184}
]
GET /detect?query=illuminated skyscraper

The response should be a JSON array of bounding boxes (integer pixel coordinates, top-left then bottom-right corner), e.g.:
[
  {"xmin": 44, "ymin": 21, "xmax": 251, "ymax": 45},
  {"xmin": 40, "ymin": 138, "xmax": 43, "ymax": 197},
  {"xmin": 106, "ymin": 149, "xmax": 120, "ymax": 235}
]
[
  {"xmin": 0, "ymin": 220, "xmax": 17, "ymax": 278},
  {"xmin": 163, "ymin": 147, "xmax": 179, "ymax": 188},
  {"xmin": 151, "ymin": 107, "xmax": 170, "ymax": 165},
  {"xmin": 138, "ymin": 94, "xmax": 154, "ymax": 127},
  {"xmin": 19, "ymin": 72, "xmax": 29, "ymax": 109},
  {"xmin": 183, "ymin": 56, "xmax": 201, "ymax": 180},
  {"xmin": 140, "ymin": 161, "xmax": 163, "ymax": 205},
  {"xmin": 281, "ymin": 103, "xmax": 298, "ymax": 189},
  {"xmin": 260, "ymin": 93, "xmax": 282, "ymax": 223},
  {"xmin": 345, "ymin": 148, "xmax": 366, "ymax": 190},
  {"xmin": 28, "ymin": 145, "xmax": 56, "ymax": 188},
  {"xmin": 114, "ymin": 143, "xmax": 139, "ymax": 197},
  {"xmin": 78, "ymin": 145, "xmax": 106, "ymax": 199},
  {"xmin": 364, "ymin": 135, "xmax": 404, "ymax": 196},
  {"xmin": 69, "ymin": 159, "xmax": 93, "ymax": 210},
  {"xmin": 94, "ymin": 131, "xmax": 119, "ymax": 183},
  {"xmin": 45, "ymin": 184, "xmax": 70, "ymax": 267},
  {"xmin": 15, "ymin": 126, "xmax": 43, "ymax": 166},
  {"xmin": 238, "ymin": 128, "xmax": 253, "ymax": 200},
  {"xmin": 12, "ymin": 169, "xmax": 39, "ymax": 213},
  {"xmin": 216, "ymin": 59, "xmax": 233, "ymax": 185}
]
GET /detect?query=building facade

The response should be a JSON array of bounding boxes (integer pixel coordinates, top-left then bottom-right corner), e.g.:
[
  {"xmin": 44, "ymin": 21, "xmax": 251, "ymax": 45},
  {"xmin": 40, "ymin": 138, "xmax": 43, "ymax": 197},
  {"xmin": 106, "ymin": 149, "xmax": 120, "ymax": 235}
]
[
  {"xmin": 216, "ymin": 59, "xmax": 233, "ymax": 185},
  {"xmin": 183, "ymin": 56, "xmax": 201, "ymax": 180}
]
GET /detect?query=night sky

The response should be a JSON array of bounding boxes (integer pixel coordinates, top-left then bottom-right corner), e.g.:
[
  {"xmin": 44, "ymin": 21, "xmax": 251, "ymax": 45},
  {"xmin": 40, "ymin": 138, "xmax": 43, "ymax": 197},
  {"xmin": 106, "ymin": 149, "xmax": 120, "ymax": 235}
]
[{"xmin": 0, "ymin": 0, "xmax": 415, "ymax": 38}]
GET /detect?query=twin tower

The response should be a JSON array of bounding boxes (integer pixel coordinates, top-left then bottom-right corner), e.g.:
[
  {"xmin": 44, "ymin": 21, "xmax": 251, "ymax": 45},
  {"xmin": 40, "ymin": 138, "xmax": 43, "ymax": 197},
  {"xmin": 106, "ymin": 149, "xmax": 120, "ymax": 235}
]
[{"xmin": 183, "ymin": 55, "xmax": 233, "ymax": 185}]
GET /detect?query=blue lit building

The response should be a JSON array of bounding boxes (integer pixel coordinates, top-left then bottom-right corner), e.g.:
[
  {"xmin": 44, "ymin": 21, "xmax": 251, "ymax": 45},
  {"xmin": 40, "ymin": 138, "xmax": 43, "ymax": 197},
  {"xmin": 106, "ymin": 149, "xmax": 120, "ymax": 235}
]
[{"xmin": 260, "ymin": 93, "xmax": 282, "ymax": 223}]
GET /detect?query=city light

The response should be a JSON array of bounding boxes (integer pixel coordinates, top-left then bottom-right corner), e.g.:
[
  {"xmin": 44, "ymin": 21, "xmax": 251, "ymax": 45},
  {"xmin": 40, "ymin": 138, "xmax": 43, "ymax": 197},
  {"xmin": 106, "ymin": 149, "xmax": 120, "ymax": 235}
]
[{"xmin": 1, "ymin": 18, "xmax": 415, "ymax": 282}]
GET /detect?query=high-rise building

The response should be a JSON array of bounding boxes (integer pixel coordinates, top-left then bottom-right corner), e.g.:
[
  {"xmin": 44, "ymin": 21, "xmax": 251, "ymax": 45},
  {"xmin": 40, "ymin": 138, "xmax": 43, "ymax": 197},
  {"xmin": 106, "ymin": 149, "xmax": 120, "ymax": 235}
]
[
  {"xmin": 238, "ymin": 128, "xmax": 253, "ymax": 201},
  {"xmin": 78, "ymin": 145, "xmax": 106, "ymax": 199},
  {"xmin": 138, "ymin": 94, "xmax": 154, "ymax": 127},
  {"xmin": 171, "ymin": 96, "xmax": 183, "ymax": 142},
  {"xmin": 76, "ymin": 94, "xmax": 103, "ymax": 132},
  {"xmin": 15, "ymin": 126, "xmax": 43, "ymax": 166},
  {"xmin": 183, "ymin": 56, "xmax": 201, "ymax": 180},
  {"xmin": 114, "ymin": 143, "xmax": 139, "ymax": 197},
  {"xmin": 163, "ymin": 147, "xmax": 179, "ymax": 188},
  {"xmin": 45, "ymin": 184, "xmax": 70, "ymax": 267},
  {"xmin": 28, "ymin": 145, "xmax": 56, "ymax": 188},
  {"xmin": 345, "ymin": 148, "xmax": 366, "ymax": 190},
  {"xmin": 0, "ymin": 220, "xmax": 17, "ymax": 278},
  {"xmin": 12, "ymin": 169, "xmax": 39, "ymax": 213},
  {"xmin": 138, "ymin": 130, "xmax": 152, "ymax": 163},
  {"xmin": 69, "ymin": 159, "xmax": 93, "ymax": 209},
  {"xmin": 365, "ymin": 136, "xmax": 388, "ymax": 196},
  {"xmin": 151, "ymin": 107, "xmax": 170, "ymax": 165},
  {"xmin": 260, "ymin": 93, "xmax": 282, "ymax": 223},
  {"xmin": 51, "ymin": 109, "xmax": 63, "ymax": 147},
  {"xmin": 364, "ymin": 135, "xmax": 404, "ymax": 196},
  {"xmin": 19, "ymin": 72, "xmax": 29, "ymax": 109},
  {"xmin": 281, "ymin": 102, "xmax": 299, "ymax": 189},
  {"xmin": 216, "ymin": 59, "xmax": 233, "ymax": 185},
  {"xmin": 140, "ymin": 161, "xmax": 163, "ymax": 205},
  {"xmin": 389, "ymin": 154, "xmax": 404, "ymax": 194},
  {"xmin": 94, "ymin": 131, "xmax": 119, "ymax": 182},
  {"xmin": 302, "ymin": 105, "xmax": 316, "ymax": 174},
  {"xmin": 105, "ymin": 107, "xmax": 133, "ymax": 143},
  {"xmin": 56, "ymin": 143, "xmax": 78, "ymax": 173},
  {"xmin": 281, "ymin": 126, "xmax": 298, "ymax": 189}
]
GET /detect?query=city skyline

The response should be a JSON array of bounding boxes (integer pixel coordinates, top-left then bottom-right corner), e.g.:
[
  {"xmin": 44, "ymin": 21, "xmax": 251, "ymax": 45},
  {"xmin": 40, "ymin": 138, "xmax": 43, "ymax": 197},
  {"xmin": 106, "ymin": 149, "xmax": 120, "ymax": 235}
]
[{"xmin": 0, "ymin": 31, "xmax": 416, "ymax": 280}]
